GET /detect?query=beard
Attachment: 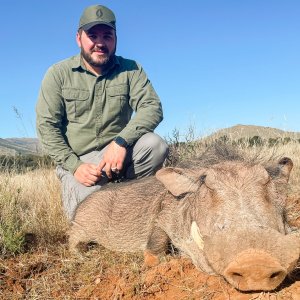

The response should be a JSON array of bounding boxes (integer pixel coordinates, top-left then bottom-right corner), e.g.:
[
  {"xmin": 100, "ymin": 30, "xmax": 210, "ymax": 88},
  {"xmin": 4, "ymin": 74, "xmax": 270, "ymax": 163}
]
[{"xmin": 81, "ymin": 45, "xmax": 116, "ymax": 69}]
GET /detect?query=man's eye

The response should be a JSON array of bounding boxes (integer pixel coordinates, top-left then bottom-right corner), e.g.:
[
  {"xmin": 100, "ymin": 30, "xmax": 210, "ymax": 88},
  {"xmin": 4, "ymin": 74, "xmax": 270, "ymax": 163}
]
[{"xmin": 88, "ymin": 34, "xmax": 97, "ymax": 40}]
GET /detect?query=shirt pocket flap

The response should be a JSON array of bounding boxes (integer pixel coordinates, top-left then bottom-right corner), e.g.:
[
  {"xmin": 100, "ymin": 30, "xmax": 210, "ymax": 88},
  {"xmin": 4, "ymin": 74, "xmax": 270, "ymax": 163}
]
[
  {"xmin": 106, "ymin": 85, "xmax": 129, "ymax": 97},
  {"xmin": 62, "ymin": 89, "xmax": 89, "ymax": 101}
]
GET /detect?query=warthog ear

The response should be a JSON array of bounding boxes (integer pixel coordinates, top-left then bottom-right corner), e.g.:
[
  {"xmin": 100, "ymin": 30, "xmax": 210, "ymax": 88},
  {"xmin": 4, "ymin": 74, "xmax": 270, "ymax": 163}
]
[
  {"xmin": 266, "ymin": 157, "xmax": 293, "ymax": 182},
  {"xmin": 278, "ymin": 157, "xmax": 293, "ymax": 181},
  {"xmin": 156, "ymin": 167, "xmax": 201, "ymax": 196}
]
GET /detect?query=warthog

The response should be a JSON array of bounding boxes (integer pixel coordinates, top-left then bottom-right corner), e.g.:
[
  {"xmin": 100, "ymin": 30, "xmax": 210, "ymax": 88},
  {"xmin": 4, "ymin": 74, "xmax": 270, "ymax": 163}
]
[{"xmin": 68, "ymin": 144, "xmax": 300, "ymax": 291}]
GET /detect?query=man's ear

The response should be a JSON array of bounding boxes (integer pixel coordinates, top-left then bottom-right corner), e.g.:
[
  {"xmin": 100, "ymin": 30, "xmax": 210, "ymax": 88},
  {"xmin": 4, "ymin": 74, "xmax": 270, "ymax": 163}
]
[{"xmin": 76, "ymin": 31, "xmax": 82, "ymax": 48}]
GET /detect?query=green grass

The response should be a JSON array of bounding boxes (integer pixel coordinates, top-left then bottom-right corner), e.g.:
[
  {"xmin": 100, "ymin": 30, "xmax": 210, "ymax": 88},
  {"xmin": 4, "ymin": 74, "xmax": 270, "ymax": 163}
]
[{"xmin": 0, "ymin": 182, "xmax": 26, "ymax": 255}]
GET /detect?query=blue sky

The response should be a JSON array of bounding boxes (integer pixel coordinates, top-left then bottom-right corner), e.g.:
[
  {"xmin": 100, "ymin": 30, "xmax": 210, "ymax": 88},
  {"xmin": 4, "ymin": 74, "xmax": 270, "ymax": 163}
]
[{"xmin": 1, "ymin": 0, "xmax": 299, "ymax": 139}]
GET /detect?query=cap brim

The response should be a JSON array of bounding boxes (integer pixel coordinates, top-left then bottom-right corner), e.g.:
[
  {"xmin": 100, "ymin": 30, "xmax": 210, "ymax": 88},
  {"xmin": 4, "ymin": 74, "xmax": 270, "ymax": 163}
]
[{"xmin": 80, "ymin": 21, "xmax": 115, "ymax": 31}]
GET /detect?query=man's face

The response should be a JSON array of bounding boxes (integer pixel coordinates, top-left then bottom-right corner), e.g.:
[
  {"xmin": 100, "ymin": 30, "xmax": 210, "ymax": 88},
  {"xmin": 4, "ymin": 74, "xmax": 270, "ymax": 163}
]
[{"xmin": 76, "ymin": 24, "xmax": 116, "ymax": 71}]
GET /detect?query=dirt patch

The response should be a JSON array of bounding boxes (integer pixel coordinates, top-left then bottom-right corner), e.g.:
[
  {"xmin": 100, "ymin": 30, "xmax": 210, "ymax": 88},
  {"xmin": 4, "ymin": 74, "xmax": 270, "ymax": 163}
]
[{"xmin": 1, "ymin": 246, "xmax": 300, "ymax": 300}]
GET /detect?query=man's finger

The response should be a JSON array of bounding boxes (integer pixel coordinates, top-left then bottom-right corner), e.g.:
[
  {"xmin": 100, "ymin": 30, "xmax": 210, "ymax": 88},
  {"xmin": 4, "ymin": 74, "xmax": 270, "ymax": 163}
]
[
  {"xmin": 97, "ymin": 160, "xmax": 106, "ymax": 176},
  {"xmin": 89, "ymin": 167, "xmax": 101, "ymax": 177},
  {"xmin": 82, "ymin": 179, "xmax": 96, "ymax": 187},
  {"xmin": 105, "ymin": 164, "xmax": 113, "ymax": 179},
  {"xmin": 86, "ymin": 174, "xmax": 99, "ymax": 183},
  {"xmin": 116, "ymin": 161, "xmax": 123, "ymax": 171}
]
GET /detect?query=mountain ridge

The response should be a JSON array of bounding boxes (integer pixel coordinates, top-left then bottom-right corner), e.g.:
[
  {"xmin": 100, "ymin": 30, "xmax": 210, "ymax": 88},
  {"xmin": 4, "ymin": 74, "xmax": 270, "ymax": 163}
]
[
  {"xmin": 0, "ymin": 138, "xmax": 41, "ymax": 155},
  {"xmin": 204, "ymin": 124, "xmax": 300, "ymax": 141},
  {"xmin": 1, "ymin": 124, "xmax": 299, "ymax": 155}
]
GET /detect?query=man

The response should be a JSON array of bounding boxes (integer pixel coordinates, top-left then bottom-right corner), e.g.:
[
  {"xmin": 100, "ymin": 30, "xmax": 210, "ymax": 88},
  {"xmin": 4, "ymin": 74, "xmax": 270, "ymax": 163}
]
[{"xmin": 36, "ymin": 4, "xmax": 168, "ymax": 220}]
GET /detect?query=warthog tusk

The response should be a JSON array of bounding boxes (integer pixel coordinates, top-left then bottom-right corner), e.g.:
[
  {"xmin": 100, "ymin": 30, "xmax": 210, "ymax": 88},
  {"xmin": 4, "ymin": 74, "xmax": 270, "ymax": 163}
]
[{"xmin": 191, "ymin": 221, "xmax": 204, "ymax": 250}]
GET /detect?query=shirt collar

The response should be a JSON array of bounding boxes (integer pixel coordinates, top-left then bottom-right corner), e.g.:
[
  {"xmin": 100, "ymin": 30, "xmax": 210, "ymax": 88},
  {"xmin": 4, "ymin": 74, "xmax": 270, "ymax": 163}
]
[
  {"xmin": 71, "ymin": 54, "xmax": 120, "ymax": 74},
  {"xmin": 71, "ymin": 54, "xmax": 83, "ymax": 71}
]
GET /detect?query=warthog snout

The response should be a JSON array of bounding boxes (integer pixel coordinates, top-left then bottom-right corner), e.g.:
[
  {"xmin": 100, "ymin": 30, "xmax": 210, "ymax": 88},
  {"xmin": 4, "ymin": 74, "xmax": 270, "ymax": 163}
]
[
  {"xmin": 203, "ymin": 228, "xmax": 300, "ymax": 291},
  {"xmin": 224, "ymin": 249, "xmax": 287, "ymax": 291}
]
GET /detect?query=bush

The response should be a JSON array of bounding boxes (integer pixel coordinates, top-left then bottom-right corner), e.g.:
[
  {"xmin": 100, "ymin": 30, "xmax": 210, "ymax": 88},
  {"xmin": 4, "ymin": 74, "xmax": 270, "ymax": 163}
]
[
  {"xmin": 268, "ymin": 137, "xmax": 280, "ymax": 147},
  {"xmin": 248, "ymin": 135, "xmax": 264, "ymax": 147},
  {"xmin": 164, "ymin": 127, "xmax": 202, "ymax": 166}
]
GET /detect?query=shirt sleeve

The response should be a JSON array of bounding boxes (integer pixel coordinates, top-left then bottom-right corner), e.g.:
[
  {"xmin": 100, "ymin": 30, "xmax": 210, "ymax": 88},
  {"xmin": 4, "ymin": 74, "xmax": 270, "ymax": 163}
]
[
  {"xmin": 36, "ymin": 65, "xmax": 82, "ymax": 173},
  {"xmin": 117, "ymin": 64, "xmax": 163, "ymax": 145}
]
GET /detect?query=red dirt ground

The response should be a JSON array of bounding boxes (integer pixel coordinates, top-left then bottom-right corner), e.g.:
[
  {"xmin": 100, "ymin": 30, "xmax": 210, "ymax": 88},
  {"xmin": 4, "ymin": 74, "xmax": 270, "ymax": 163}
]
[{"xmin": 1, "ymin": 252, "xmax": 300, "ymax": 300}]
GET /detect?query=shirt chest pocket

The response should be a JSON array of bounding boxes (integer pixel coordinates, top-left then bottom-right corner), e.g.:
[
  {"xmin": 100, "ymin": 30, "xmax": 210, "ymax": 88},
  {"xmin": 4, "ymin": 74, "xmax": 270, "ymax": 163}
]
[
  {"xmin": 62, "ymin": 89, "xmax": 90, "ymax": 121},
  {"xmin": 106, "ymin": 85, "xmax": 130, "ymax": 116},
  {"xmin": 106, "ymin": 84, "xmax": 129, "ymax": 96}
]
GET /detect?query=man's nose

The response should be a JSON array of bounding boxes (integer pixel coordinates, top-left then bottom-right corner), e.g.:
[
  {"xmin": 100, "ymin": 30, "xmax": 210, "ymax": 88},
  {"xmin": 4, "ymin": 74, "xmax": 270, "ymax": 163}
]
[{"xmin": 94, "ymin": 36, "xmax": 105, "ymax": 46}]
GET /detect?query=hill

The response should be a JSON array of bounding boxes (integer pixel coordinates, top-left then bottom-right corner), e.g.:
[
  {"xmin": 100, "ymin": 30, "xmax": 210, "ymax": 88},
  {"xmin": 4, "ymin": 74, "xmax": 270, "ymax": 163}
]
[
  {"xmin": 203, "ymin": 124, "xmax": 300, "ymax": 142},
  {"xmin": 1, "ymin": 124, "xmax": 299, "ymax": 156},
  {"xmin": 0, "ymin": 138, "xmax": 40, "ymax": 155}
]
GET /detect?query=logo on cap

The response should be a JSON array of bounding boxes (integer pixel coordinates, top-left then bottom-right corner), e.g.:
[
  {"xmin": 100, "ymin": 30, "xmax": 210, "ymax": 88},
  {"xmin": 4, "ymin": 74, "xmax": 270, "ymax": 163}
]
[{"xmin": 96, "ymin": 8, "xmax": 103, "ymax": 18}]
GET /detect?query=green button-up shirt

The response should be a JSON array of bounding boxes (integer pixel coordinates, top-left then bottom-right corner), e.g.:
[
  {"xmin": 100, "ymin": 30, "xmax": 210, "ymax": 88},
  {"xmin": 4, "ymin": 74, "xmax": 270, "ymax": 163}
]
[{"xmin": 36, "ymin": 54, "xmax": 163, "ymax": 173}]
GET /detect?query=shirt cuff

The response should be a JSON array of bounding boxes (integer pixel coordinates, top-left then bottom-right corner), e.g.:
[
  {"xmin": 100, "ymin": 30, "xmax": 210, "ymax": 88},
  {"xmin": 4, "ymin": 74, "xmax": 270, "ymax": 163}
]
[{"xmin": 64, "ymin": 154, "xmax": 83, "ymax": 174}]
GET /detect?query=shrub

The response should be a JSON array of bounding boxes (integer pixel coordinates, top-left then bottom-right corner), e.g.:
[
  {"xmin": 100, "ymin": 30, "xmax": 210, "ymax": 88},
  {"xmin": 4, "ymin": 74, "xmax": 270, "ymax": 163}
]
[{"xmin": 248, "ymin": 135, "xmax": 264, "ymax": 147}]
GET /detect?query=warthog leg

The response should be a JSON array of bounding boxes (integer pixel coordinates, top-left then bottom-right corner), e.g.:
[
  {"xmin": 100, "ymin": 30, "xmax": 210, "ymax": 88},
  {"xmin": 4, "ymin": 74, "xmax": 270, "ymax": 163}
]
[{"xmin": 144, "ymin": 226, "xmax": 169, "ymax": 267}]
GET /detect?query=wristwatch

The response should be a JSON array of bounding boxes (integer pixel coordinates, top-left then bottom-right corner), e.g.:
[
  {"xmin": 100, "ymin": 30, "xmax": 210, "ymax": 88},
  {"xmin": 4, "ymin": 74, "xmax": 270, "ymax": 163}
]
[{"xmin": 114, "ymin": 136, "xmax": 129, "ymax": 148}]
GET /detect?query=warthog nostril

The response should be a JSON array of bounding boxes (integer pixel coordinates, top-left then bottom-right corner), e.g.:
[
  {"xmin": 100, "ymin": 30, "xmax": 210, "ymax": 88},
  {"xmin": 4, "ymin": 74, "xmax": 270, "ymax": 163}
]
[
  {"xmin": 231, "ymin": 272, "xmax": 243, "ymax": 280},
  {"xmin": 229, "ymin": 272, "xmax": 245, "ymax": 285},
  {"xmin": 270, "ymin": 271, "xmax": 284, "ymax": 279}
]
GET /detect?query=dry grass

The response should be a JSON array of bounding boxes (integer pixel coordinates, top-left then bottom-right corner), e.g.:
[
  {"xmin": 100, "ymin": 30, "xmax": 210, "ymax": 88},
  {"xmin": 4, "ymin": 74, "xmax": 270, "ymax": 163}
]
[
  {"xmin": 1, "ymin": 138, "xmax": 300, "ymax": 253},
  {"xmin": 1, "ymin": 135, "xmax": 300, "ymax": 299},
  {"xmin": 0, "ymin": 168, "xmax": 68, "ymax": 255}
]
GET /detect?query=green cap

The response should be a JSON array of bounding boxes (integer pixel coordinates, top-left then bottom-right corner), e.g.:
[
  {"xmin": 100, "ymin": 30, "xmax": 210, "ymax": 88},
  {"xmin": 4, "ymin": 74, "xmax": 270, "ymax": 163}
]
[{"xmin": 79, "ymin": 5, "xmax": 116, "ymax": 31}]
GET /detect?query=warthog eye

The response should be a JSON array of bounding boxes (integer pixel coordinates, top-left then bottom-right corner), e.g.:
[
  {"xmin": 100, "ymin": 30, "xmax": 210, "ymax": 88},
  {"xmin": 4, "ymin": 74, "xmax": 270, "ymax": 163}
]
[
  {"xmin": 279, "ymin": 157, "xmax": 291, "ymax": 166},
  {"xmin": 200, "ymin": 175, "xmax": 207, "ymax": 184}
]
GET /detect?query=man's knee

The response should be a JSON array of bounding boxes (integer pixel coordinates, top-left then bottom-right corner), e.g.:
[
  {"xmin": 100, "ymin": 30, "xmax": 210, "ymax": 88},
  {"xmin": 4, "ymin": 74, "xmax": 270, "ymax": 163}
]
[
  {"xmin": 131, "ymin": 133, "xmax": 169, "ymax": 178},
  {"xmin": 139, "ymin": 133, "xmax": 169, "ymax": 162}
]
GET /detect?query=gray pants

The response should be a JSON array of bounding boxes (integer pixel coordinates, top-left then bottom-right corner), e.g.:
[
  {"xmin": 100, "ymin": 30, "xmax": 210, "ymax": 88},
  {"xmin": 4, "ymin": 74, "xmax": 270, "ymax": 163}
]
[{"xmin": 56, "ymin": 133, "xmax": 169, "ymax": 220}]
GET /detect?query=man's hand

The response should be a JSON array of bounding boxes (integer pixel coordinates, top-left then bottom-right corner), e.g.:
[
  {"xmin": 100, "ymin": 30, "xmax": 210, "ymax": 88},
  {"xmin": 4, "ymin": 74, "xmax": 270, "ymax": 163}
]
[
  {"xmin": 98, "ymin": 141, "xmax": 127, "ymax": 179},
  {"xmin": 74, "ymin": 163, "xmax": 102, "ymax": 186}
]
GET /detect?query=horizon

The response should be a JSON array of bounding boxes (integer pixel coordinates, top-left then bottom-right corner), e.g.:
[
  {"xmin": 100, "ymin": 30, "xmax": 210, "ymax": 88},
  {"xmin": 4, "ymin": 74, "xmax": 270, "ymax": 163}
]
[{"xmin": 2, "ymin": 123, "xmax": 300, "ymax": 141}]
